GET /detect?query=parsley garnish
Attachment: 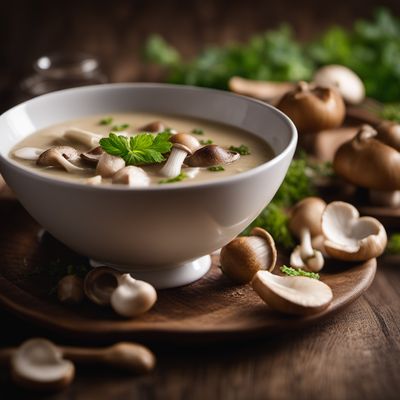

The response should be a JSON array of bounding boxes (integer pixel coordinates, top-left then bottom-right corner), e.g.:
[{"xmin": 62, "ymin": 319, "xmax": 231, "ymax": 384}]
[
  {"xmin": 191, "ymin": 128, "xmax": 204, "ymax": 135},
  {"xmin": 208, "ymin": 165, "xmax": 225, "ymax": 172},
  {"xmin": 111, "ymin": 123, "xmax": 130, "ymax": 132},
  {"xmin": 159, "ymin": 172, "xmax": 188, "ymax": 184},
  {"xmin": 99, "ymin": 117, "xmax": 113, "ymax": 126},
  {"xmin": 280, "ymin": 265, "xmax": 320, "ymax": 280},
  {"xmin": 100, "ymin": 132, "xmax": 172, "ymax": 165},
  {"xmin": 229, "ymin": 144, "xmax": 250, "ymax": 155},
  {"xmin": 200, "ymin": 139, "xmax": 213, "ymax": 145}
]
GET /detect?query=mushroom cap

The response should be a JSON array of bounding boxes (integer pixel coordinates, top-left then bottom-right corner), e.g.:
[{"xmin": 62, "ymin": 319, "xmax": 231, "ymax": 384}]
[
  {"xmin": 11, "ymin": 338, "xmax": 74, "ymax": 391},
  {"xmin": 252, "ymin": 270, "xmax": 333, "ymax": 315},
  {"xmin": 186, "ymin": 145, "xmax": 240, "ymax": 167},
  {"xmin": 110, "ymin": 274, "xmax": 157, "ymax": 318},
  {"xmin": 333, "ymin": 125, "xmax": 400, "ymax": 190},
  {"xmin": 321, "ymin": 201, "xmax": 387, "ymax": 261},
  {"xmin": 139, "ymin": 121, "xmax": 165, "ymax": 133},
  {"xmin": 170, "ymin": 133, "xmax": 200, "ymax": 154},
  {"xmin": 220, "ymin": 227, "xmax": 277, "ymax": 284},
  {"xmin": 13, "ymin": 147, "xmax": 44, "ymax": 161},
  {"xmin": 313, "ymin": 64, "xmax": 365, "ymax": 105},
  {"xmin": 288, "ymin": 197, "xmax": 327, "ymax": 238},
  {"xmin": 96, "ymin": 153, "xmax": 126, "ymax": 178},
  {"xmin": 376, "ymin": 121, "xmax": 400, "ymax": 152},
  {"xmin": 277, "ymin": 81, "xmax": 345, "ymax": 134},
  {"xmin": 84, "ymin": 267, "xmax": 120, "ymax": 306},
  {"xmin": 37, "ymin": 146, "xmax": 79, "ymax": 166},
  {"xmin": 80, "ymin": 146, "xmax": 104, "ymax": 165}
]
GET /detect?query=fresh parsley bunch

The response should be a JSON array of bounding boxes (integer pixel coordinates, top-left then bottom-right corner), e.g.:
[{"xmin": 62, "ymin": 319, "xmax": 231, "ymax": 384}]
[{"xmin": 100, "ymin": 132, "xmax": 172, "ymax": 166}]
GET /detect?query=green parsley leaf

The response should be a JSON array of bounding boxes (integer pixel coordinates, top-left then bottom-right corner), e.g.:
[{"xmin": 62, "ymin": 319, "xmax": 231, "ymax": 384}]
[
  {"xmin": 100, "ymin": 132, "xmax": 172, "ymax": 166},
  {"xmin": 386, "ymin": 233, "xmax": 400, "ymax": 254},
  {"xmin": 208, "ymin": 165, "xmax": 225, "ymax": 172},
  {"xmin": 229, "ymin": 144, "xmax": 251, "ymax": 155},
  {"xmin": 200, "ymin": 139, "xmax": 213, "ymax": 145},
  {"xmin": 159, "ymin": 172, "xmax": 188, "ymax": 184},
  {"xmin": 191, "ymin": 128, "xmax": 204, "ymax": 135},
  {"xmin": 111, "ymin": 123, "xmax": 130, "ymax": 132},
  {"xmin": 99, "ymin": 117, "xmax": 113, "ymax": 126},
  {"xmin": 280, "ymin": 265, "xmax": 320, "ymax": 280}
]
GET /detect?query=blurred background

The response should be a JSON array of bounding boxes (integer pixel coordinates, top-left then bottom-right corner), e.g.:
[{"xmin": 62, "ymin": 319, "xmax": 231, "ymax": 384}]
[{"xmin": 1, "ymin": 0, "xmax": 399, "ymax": 111}]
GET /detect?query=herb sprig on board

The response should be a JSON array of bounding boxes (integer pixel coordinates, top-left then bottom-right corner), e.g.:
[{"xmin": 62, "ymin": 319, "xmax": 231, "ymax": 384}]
[
  {"xmin": 100, "ymin": 132, "xmax": 172, "ymax": 166},
  {"xmin": 280, "ymin": 265, "xmax": 320, "ymax": 280}
]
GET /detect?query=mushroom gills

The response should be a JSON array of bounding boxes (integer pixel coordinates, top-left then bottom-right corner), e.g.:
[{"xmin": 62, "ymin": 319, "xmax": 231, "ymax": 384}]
[
  {"xmin": 80, "ymin": 146, "xmax": 104, "ymax": 165},
  {"xmin": 14, "ymin": 147, "xmax": 44, "ymax": 161}
]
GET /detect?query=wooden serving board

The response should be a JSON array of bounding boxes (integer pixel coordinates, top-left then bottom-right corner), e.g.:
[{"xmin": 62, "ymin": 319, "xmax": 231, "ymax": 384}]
[{"xmin": 0, "ymin": 199, "xmax": 376, "ymax": 344}]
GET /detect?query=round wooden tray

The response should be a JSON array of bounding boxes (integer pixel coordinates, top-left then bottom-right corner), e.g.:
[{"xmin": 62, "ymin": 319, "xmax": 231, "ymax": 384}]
[{"xmin": 0, "ymin": 200, "xmax": 376, "ymax": 344}]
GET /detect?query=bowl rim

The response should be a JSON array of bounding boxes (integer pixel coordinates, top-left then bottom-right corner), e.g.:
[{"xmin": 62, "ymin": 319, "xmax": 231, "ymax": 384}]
[{"xmin": 0, "ymin": 83, "xmax": 297, "ymax": 192}]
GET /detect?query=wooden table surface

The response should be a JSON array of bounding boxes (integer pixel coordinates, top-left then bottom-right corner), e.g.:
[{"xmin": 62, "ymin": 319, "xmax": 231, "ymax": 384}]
[{"xmin": 1, "ymin": 1, "xmax": 400, "ymax": 398}]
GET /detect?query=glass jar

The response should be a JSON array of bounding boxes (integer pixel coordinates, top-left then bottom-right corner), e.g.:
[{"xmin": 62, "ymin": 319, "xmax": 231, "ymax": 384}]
[{"xmin": 18, "ymin": 53, "xmax": 108, "ymax": 101}]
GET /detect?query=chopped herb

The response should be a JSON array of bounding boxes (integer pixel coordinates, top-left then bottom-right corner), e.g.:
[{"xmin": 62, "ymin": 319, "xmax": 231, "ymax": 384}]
[
  {"xmin": 159, "ymin": 172, "xmax": 188, "ymax": 184},
  {"xmin": 380, "ymin": 103, "xmax": 400, "ymax": 122},
  {"xmin": 208, "ymin": 165, "xmax": 225, "ymax": 172},
  {"xmin": 191, "ymin": 128, "xmax": 204, "ymax": 135},
  {"xmin": 280, "ymin": 265, "xmax": 320, "ymax": 280},
  {"xmin": 229, "ymin": 144, "xmax": 251, "ymax": 155},
  {"xmin": 111, "ymin": 123, "xmax": 130, "ymax": 132},
  {"xmin": 386, "ymin": 233, "xmax": 400, "ymax": 254},
  {"xmin": 100, "ymin": 132, "xmax": 172, "ymax": 165},
  {"xmin": 200, "ymin": 139, "xmax": 213, "ymax": 145},
  {"xmin": 99, "ymin": 117, "xmax": 113, "ymax": 126}
]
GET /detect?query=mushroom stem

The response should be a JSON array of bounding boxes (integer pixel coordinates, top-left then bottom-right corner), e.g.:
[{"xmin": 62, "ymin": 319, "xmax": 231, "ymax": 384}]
[
  {"xmin": 369, "ymin": 189, "xmax": 400, "ymax": 207},
  {"xmin": 299, "ymin": 228, "xmax": 315, "ymax": 260},
  {"xmin": 64, "ymin": 128, "xmax": 101, "ymax": 148},
  {"xmin": 55, "ymin": 154, "xmax": 84, "ymax": 173},
  {"xmin": 160, "ymin": 147, "xmax": 187, "ymax": 178}
]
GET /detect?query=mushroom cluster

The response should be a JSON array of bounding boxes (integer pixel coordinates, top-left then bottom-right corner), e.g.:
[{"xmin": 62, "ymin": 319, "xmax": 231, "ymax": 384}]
[
  {"xmin": 333, "ymin": 124, "xmax": 400, "ymax": 207},
  {"xmin": 0, "ymin": 338, "xmax": 156, "ymax": 391}
]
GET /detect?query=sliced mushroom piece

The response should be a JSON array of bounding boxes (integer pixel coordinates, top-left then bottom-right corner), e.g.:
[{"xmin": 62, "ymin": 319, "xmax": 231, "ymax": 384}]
[
  {"xmin": 321, "ymin": 201, "xmax": 387, "ymax": 261},
  {"xmin": 63, "ymin": 128, "xmax": 102, "ymax": 148},
  {"xmin": 84, "ymin": 267, "xmax": 157, "ymax": 317},
  {"xmin": 313, "ymin": 65, "xmax": 365, "ymax": 105},
  {"xmin": 138, "ymin": 121, "xmax": 165, "ymax": 133},
  {"xmin": 288, "ymin": 197, "xmax": 327, "ymax": 272},
  {"xmin": 186, "ymin": 145, "xmax": 240, "ymax": 168},
  {"xmin": 112, "ymin": 166, "xmax": 150, "ymax": 187},
  {"xmin": 11, "ymin": 338, "xmax": 75, "ymax": 391},
  {"xmin": 80, "ymin": 146, "xmax": 104, "ymax": 165},
  {"xmin": 333, "ymin": 125, "xmax": 400, "ymax": 207},
  {"xmin": 252, "ymin": 270, "xmax": 333, "ymax": 315},
  {"xmin": 37, "ymin": 147, "xmax": 84, "ymax": 172},
  {"xmin": 13, "ymin": 147, "xmax": 44, "ymax": 161},
  {"xmin": 220, "ymin": 227, "xmax": 277, "ymax": 283},
  {"xmin": 84, "ymin": 175, "xmax": 103, "ymax": 185},
  {"xmin": 160, "ymin": 133, "xmax": 200, "ymax": 178},
  {"xmin": 96, "ymin": 153, "xmax": 125, "ymax": 178}
]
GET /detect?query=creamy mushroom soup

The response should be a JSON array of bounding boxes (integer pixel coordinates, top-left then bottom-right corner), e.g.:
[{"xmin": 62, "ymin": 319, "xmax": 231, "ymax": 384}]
[{"xmin": 10, "ymin": 113, "xmax": 274, "ymax": 186}]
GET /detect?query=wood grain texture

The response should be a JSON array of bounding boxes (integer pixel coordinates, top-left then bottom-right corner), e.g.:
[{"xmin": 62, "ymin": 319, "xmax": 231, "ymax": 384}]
[{"xmin": 0, "ymin": 200, "xmax": 376, "ymax": 344}]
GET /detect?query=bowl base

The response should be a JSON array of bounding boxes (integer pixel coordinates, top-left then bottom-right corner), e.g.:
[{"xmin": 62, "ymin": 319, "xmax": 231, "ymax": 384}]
[{"xmin": 89, "ymin": 255, "xmax": 212, "ymax": 289}]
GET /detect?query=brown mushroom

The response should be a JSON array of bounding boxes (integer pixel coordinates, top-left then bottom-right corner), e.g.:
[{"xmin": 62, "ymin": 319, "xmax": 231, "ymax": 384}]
[
  {"xmin": 80, "ymin": 146, "xmax": 104, "ymax": 165},
  {"xmin": 37, "ymin": 146, "xmax": 83, "ymax": 172},
  {"xmin": 160, "ymin": 133, "xmax": 200, "ymax": 177},
  {"xmin": 321, "ymin": 201, "xmax": 387, "ymax": 261},
  {"xmin": 333, "ymin": 125, "xmax": 400, "ymax": 207},
  {"xmin": 288, "ymin": 197, "xmax": 327, "ymax": 272},
  {"xmin": 138, "ymin": 121, "xmax": 165, "ymax": 133},
  {"xmin": 220, "ymin": 227, "xmax": 277, "ymax": 283},
  {"xmin": 186, "ymin": 144, "xmax": 240, "ymax": 168},
  {"xmin": 277, "ymin": 81, "xmax": 345, "ymax": 134},
  {"xmin": 376, "ymin": 121, "xmax": 400, "ymax": 152}
]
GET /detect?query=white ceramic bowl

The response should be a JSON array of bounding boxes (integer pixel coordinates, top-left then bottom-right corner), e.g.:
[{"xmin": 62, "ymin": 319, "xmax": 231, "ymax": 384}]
[{"xmin": 0, "ymin": 84, "xmax": 297, "ymax": 288}]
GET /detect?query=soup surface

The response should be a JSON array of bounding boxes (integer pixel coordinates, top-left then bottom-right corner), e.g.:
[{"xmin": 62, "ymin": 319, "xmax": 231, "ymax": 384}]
[{"xmin": 10, "ymin": 113, "xmax": 274, "ymax": 186}]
